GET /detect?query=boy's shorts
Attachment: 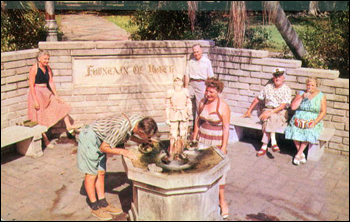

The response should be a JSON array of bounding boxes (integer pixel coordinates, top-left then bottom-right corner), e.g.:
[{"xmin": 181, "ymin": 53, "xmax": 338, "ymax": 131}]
[{"xmin": 77, "ymin": 124, "xmax": 106, "ymax": 175}]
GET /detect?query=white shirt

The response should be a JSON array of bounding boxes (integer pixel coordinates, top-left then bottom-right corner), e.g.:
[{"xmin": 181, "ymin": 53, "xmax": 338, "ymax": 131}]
[
  {"xmin": 185, "ymin": 55, "xmax": 214, "ymax": 80},
  {"xmin": 258, "ymin": 83, "xmax": 292, "ymax": 108}
]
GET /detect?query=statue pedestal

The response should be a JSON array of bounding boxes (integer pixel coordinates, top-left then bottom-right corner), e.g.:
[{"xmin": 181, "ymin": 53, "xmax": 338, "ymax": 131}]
[{"xmin": 122, "ymin": 147, "xmax": 230, "ymax": 221}]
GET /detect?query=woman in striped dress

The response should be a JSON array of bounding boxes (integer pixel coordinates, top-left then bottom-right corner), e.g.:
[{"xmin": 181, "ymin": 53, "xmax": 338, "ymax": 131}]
[{"xmin": 192, "ymin": 78, "xmax": 231, "ymax": 219}]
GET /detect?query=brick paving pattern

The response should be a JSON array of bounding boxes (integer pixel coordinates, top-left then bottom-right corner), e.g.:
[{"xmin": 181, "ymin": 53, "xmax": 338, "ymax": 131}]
[
  {"xmin": 60, "ymin": 14, "xmax": 129, "ymax": 41},
  {"xmin": 1, "ymin": 137, "xmax": 349, "ymax": 221}
]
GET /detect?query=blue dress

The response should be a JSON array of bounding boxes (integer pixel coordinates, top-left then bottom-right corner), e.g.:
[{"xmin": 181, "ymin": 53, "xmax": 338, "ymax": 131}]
[{"xmin": 285, "ymin": 91, "xmax": 324, "ymax": 143}]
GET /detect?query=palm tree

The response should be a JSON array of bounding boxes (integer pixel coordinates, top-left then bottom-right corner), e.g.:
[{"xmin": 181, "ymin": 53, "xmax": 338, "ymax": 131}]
[
  {"xmin": 227, "ymin": 1, "xmax": 246, "ymax": 48},
  {"xmin": 187, "ymin": 1, "xmax": 198, "ymax": 32},
  {"xmin": 185, "ymin": 1, "xmax": 308, "ymax": 63},
  {"xmin": 263, "ymin": 1, "xmax": 308, "ymax": 63},
  {"xmin": 309, "ymin": 1, "xmax": 320, "ymax": 16}
]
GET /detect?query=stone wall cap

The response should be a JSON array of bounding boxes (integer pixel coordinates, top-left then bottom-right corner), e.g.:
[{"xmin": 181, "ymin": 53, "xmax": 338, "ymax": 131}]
[
  {"xmin": 39, "ymin": 41, "xmax": 96, "ymax": 49},
  {"xmin": 211, "ymin": 47, "xmax": 269, "ymax": 58},
  {"xmin": 1, "ymin": 49, "xmax": 39, "ymax": 62},
  {"xmin": 287, "ymin": 68, "xmax": 340, "ymax": 79}
]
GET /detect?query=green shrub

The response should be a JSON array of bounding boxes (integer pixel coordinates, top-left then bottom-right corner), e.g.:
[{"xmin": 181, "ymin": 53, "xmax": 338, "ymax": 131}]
[
  {"xmin": 244, "ymin": 26, "xmax": 274, "ymax": 50},
  {"xmin": 299, "ymin": 9, "xmax": 349, "ymax": 78},
  {"xmin": 130, "ymin": 2, "xmax": 229, "ymax": 44},
  {"xmin": 130, "ymin": 2, "xmax": 191, "ymax": 41},
  {"xmin": 1, "ymin": 4, "xmax": 46, "ymax": 52}
]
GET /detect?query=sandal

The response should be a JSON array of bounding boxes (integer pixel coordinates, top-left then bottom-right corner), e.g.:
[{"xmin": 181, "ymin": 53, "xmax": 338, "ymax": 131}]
[
  {"xmin": 272, "ymin": 144, "xmax": 280, "ymax": 152},
  {"xmin": 256, "ymin": 148, "xmax": 267, "ymax": 157}
]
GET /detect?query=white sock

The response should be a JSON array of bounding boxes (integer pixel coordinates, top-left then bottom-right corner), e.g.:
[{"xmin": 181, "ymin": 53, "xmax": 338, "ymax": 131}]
[
  {"xmin": 271, "ymin": 133, "xmax": 277, "ymax": 145},
  {"xmin": 261, "ymin": 144, "xmax": 268, "ymax": 150}
]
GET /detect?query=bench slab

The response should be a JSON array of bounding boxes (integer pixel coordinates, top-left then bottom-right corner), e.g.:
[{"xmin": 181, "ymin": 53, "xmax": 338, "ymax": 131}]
[
  {"xmin": 1, "ymin": 125, "xmax": 48, "ymax": 158},
  {"xmin": 229, "ymin": 112, "xmax": 335, "ymax": 161}
]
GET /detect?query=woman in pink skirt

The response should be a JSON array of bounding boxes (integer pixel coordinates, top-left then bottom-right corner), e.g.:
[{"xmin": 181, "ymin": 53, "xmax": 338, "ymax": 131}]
[{"xmin": 28, "ymin": 50, "xmax": 77, "ymax": 148}]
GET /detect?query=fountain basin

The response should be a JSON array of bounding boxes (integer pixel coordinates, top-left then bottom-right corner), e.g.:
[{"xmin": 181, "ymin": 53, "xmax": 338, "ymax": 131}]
[{"xmin": 122, "ymin": 144, "xmax": 230, "ymax": 221}]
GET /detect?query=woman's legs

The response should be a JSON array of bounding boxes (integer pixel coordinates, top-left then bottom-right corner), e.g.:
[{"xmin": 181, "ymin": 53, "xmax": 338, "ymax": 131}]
[
  {"xmin": 293, "ymin": 140, "xmax": 309, "ymax": 164},
  {"xmin": 42, "ymin": 133, "xmax": 50, "ymax": 146},
  {"xmin": 63, "ymin": 115, "xmax": 73, "ymax": 130},
  {"xmin": 294, "ymin": 140, "xmax": 309, "ymax": 157},
  {"xmin": 294, "ymin": 140, "xmax": 301, "ymax": 152},
  {"xmin": 219, "ymin": 185, "xmax": 228, "ymax": 218},
  {"xmin": 42, "ymin": 132, "xmax": 54, "ymax": 148},
  {"xmin": 297, "ymin": 142, "xmax": 309, "ymax": 157}
]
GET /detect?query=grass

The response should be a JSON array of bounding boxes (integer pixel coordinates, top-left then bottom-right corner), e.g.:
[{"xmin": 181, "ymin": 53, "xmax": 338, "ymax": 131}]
[
  {"xmin": 252, "ymin": 24, "xmax": 310, "ymax": 52},
  {"xmin": 104, "ymin": 13, "xmax": 311, "ymax": 54},
  {"xmin": 105, "ymin": 15, "xmax": 138, "ymax": 34}
]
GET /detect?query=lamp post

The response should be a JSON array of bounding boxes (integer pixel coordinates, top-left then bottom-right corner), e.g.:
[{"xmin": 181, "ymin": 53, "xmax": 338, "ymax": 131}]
[{"xmin": 45, "ymin": 1, "xmax": 58, "ymax": 41}]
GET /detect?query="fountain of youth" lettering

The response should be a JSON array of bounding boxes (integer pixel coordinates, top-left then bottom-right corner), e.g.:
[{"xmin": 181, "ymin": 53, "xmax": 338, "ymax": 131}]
[{"xmin": 72, "ymin": 55, "xmax": 185, "ymax": 87}]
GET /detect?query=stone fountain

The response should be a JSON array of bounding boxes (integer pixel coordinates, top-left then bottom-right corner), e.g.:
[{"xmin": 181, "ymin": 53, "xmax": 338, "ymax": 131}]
[
  {"xmin": 122, "ymin": 140, "xmax": 230, "ymax": 221},
  {"xmin": 122, "ymin": 75, "xmax": 230, "ymax": 220}
]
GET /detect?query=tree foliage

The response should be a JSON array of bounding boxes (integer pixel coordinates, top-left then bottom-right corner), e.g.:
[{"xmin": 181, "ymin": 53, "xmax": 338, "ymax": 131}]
[
  {"xmin": 299, "ymin": 9, "xmax": 349, "ymax": 78},
  {"xmin": 1, "ymin": 2, "xmax": 46, "ymax": 52},
  {"xmin": 130, "ymin": 1, "xmax": 230, "ymax": 43}
]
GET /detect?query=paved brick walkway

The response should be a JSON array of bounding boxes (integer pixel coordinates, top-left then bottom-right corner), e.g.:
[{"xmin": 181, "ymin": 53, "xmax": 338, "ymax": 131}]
[
  {"xmin": 1, "ymin": 135, "xmax": 349, "ymax": 221},
  {"xmin": 59, "ymin": 14, "xmax": 129, "ymax": 41}
]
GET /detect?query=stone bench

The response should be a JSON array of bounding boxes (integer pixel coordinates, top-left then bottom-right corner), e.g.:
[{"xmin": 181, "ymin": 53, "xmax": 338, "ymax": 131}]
[
  {"xmin": 229, "ymin": 112, "xmax": 335, "ymax": 161},
  {"xmin": 1, "ymin": 125, "xmax": 48, "ymax": 158}
]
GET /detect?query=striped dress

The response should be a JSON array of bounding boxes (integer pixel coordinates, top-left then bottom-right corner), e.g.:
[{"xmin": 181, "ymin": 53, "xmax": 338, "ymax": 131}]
[
  {"xmin": 198, "ymin": 99, "xmax": 223, "ymax": 147},
  {"xmin": 77, "ymin": 113, "xmax": 143, "ymax": 175},
  {"xmin": 198, "ymin": 99, "xmax": 227, "ymax": 185}
]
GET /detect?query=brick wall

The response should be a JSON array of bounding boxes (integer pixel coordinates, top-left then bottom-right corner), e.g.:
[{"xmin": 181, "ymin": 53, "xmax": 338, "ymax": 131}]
[
  {"xmin": 209, "ymin": 47, "xmax": 349, "ymax": 155},
  {"xmin": 1, "ymin": 41, "xmax": 348, "ymax": 155},
  {"xmin": 1, "ymin": 49, "xmax": 39, "ymax": 128}
]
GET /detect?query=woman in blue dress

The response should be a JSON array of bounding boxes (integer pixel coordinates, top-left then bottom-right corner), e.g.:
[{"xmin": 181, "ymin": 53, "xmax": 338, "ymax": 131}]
[{"xmin": 285, "ymin": 77, "xmax": 327, "ymax": 165}]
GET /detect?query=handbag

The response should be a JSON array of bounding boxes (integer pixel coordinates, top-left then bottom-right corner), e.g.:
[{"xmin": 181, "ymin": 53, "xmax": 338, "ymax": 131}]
[{"xmin": 294, "ymin": 118, "xmax": 313, "ymax": 129}]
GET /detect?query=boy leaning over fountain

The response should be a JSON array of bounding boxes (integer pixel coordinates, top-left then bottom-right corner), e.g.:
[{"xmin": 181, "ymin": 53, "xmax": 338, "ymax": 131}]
[{"xmin": 77, "ymin": 113, "xmax": 158, "ymax": 220}]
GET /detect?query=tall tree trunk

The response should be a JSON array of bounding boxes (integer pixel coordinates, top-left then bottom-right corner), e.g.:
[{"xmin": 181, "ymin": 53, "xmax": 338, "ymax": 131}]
[
  {"xmin": 309, "ymin": 1, "xmax": 320, "ymax": 16},
  {"xmin": 1, "ymin": 1, "xmax": 6, "ymax": 11},
  {"xmin": 263, "ymin": 1, "xmax": 308, "ymax": 63},
  {"xmin": 227, "ymin": 1, "xmax": 247, "ymax": 48},
  {"xmin": 187, "ymin": 1, "xmax": 198, "ymax": 32}
]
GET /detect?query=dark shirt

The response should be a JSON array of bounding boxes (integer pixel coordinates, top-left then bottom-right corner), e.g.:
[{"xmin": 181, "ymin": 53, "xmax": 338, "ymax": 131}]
[{"xmin": 35, "ymin": 65, "xmax": 50, "ymax": 84}]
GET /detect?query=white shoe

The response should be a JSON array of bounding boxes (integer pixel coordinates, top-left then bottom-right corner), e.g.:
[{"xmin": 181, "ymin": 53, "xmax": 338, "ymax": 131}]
[
  {"xmin": 293, "ymin": 155, "xmax": 301, "ymax": 165},
  {"xmin": 300, "ymin": 153, "xmax": 307, "ymax": 164}
]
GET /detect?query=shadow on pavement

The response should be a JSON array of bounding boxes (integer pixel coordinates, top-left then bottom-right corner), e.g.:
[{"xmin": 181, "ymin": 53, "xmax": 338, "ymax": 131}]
[
  {"xmin": 1, "ymin": 147, "xmax": 23, "ymax": 164},
  {"xmin": 79, "ymin": 172, "xmax": 133, "ymax": 213}
]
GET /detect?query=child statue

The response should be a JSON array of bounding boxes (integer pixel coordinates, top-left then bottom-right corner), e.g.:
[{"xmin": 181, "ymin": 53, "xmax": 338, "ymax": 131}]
[{"xmin": 164, "ymin": 75, "xmax": 192, "ymax": 162}]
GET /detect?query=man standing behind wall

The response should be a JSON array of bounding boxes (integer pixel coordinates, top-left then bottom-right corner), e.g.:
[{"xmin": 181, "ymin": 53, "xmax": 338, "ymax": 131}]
[{"xmin": 184, "ymin": 44, "xmax": 215, "ymax": 120}]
